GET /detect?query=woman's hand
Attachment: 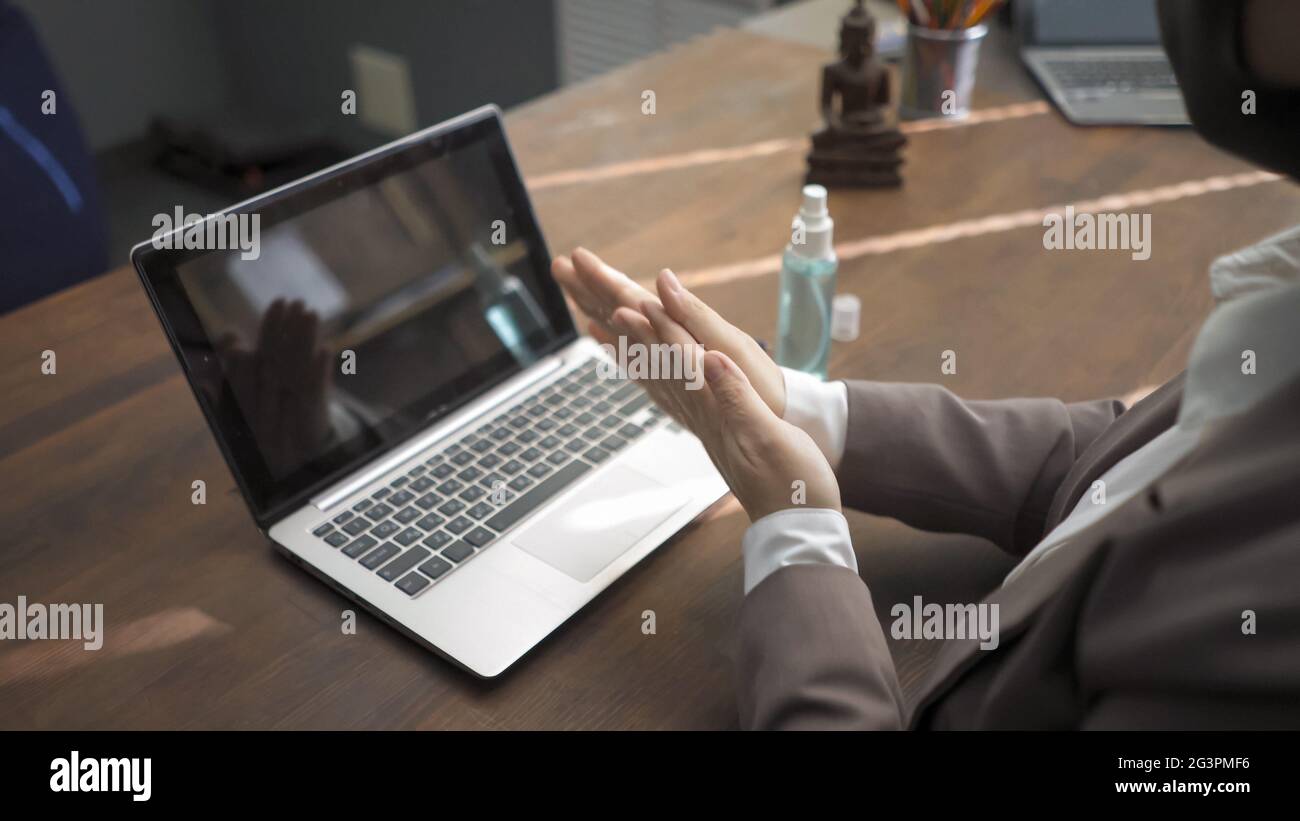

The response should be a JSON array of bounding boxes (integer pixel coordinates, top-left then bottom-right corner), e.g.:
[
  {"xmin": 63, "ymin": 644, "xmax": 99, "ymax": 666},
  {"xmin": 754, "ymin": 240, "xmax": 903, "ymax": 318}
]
[
  {"xmin": 608, "ymin": 303, "xmax": 839, "ymax": 523},
  {"xmin": 552, "ymin": 247, "xmax": 787, "ymax": 416}
]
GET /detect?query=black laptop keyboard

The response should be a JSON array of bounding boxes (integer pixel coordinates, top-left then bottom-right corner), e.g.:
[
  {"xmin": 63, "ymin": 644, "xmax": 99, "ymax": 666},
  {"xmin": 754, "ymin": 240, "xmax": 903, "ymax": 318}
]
[
  {"xmin": 306, "ymin": 356, "xmax": 667, "ymax": 597},
  {"xmin": 1044, "ymin": 56, "xmax": 1178, "ymax": 92}
]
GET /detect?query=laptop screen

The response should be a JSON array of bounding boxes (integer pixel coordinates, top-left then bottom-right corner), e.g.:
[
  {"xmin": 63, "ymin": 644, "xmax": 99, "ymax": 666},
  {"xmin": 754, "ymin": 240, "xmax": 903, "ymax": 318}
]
[
  {"xmin": 1025, "ymin": 0, "xmax": 1161, "ymax": 46},
  {"xmin": 134, "ymin": 109, "xmax": 575, "ymax": 524}
]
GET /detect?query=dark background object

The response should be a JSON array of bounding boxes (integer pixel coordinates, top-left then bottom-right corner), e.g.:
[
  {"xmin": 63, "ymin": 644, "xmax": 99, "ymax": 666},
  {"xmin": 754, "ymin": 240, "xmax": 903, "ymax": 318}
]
[{"xmin": 0, "ymin": 0, "xmax": 108, "ymax": 315}]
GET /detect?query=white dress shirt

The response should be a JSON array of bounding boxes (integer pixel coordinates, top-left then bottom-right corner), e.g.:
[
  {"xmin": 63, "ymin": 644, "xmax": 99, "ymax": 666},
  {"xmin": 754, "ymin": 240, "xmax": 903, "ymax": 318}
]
[{"xmin": 743, "ymin": 224, "xmax": 1300, "ymax": 595}]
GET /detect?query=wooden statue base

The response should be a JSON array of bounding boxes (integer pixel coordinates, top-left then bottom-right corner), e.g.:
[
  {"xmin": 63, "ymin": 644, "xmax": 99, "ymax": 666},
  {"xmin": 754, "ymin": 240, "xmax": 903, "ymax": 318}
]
[{"xmin": 806, "ymin": 126, "xmax": 906, "ymax": 188}]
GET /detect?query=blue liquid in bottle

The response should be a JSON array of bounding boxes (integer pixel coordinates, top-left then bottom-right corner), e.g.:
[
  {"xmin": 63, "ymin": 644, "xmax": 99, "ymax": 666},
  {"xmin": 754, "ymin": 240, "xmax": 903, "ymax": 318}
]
[{"xmin": 775, "ymin": 185, "xmax": 837, "ymax": 380}]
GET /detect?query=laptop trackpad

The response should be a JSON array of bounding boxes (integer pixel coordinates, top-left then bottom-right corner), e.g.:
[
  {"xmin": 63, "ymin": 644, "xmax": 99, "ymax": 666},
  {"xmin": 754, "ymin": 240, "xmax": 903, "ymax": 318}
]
[{"xmin": 511, "ymin": 465, "xmax": 687, "ymax": 582}]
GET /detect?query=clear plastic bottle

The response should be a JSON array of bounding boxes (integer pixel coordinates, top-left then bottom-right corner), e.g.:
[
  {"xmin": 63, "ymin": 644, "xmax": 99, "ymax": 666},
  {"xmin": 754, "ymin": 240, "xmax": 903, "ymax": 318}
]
[
  {"xmin": 776, "ymin": 185, "xmax": 837, "ymax": 379},
  {"xmin": 467, "ymin": 243, "xmax": 550, "ymax": 366}
]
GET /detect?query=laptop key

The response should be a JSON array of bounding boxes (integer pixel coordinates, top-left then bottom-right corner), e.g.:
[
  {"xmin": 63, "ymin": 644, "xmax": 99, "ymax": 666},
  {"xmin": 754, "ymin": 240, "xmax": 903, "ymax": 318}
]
[
  {"xmin": 395, "ymin": 527, "xmax": 423, "ymax": 547},
  {"xmin": 471, "ymin": 439, "xmax": 494, "ymax": 453},
  {"xmin": 619, "ymin": 423, "xmax": 644, "ymax": 439},
  {"xmin": 378, "ymin": 546, "xmax": 430, "ymax": 582},
  {"xmin": 422, "ymin": 530, "xmax": 453, "ymax": 550},
  {"xmin": 584, "ymin": 446, "xmax": 611, "ymax": 463},
  {"xmin": 601, "ymin": 414, "xmax": 622, "ymax": 429},
  {"xmin": 539, "ymin": 435, "xmax": 561, "ymax": 449},
  {"xmin": 464, "ymin": 526, "xmax": 495, "ymax": 547},
  {"xmin": 451, "ymin": 451, "xmax": 475, "ymax": 466},
  {"xmin": 410, "ymin": 476, "xmax": 435, "ymax": 492},
  {"xmin": 389, "ymin": 490, "xmax": 415, "ymax": 506},
  {"xmin": 394, "ymin": 507, "xmax": 421, "ymax": 524},
  {"xmin": 564, "ymin": 438, "xmax": 587, "ymax": 454},
  {"xmin": 437, "ymin": 479, "xmax": 463, "ymax": 495},
  {"xmin": 343, "ymin": 518, "xmax": 371, "ymax": 536},
  {"xmin": 366, "ymin": 504, "xmax": 394, "ymax": 521},
  {"xmin": 467, "ymin": 503, "xmax": 495, "ymax": 521},
  {"xmin": 485, "ymin": 461, "xmax": 592, "ymax": 533},
  {"xmin": 332, "ymin": 511, "xmax": 354, "ymax": 525},
  {"xmin": 609, "ymin": 381, "xmax": 640, "ymax": 404},
  {"xmin": 342, "ymin": 535, "xmax": 378, "ymax": 559},
  {"xmin": 415, "ymin": 492, "xmax": 441, "ymax": 510},
  {"xmin": 438, "ymin": 498, "xmax": 465, "ymax": 516},
  {"xmin": 555, "ymin": 407, "xmax": 574, "ymax": 419},
  {"xmin": 372, "ymin": 487, "xmax": 392, "ymax": 499},
  {"xmin": 446, "ymin": 516, "xmax": 472, "ymax": 535},
  {"xmin": 518, "ymin": 429, "xmax": 539, "ymax": 444},
  {"xmin": 499, "ymin": 441, "xmax": 521, "ymax": 456},
  {"xmin": 395, "ymin": 572, "xmax": 431, "ymax": 596},
  {"xmin": 352, "ymin": 498, "xmax": 374, "ymax": 512},
  {"xmin": 480, "ymin": 453, "xmax": 502, "ymax": 469},
  {"xmin": 312, "ymin": 523, "xmax": 333, "ymax": 537},
  {"xmin": 409, "ymin": 465, "xmax": 427, "ymax": 476},
  {"xmin": 325, "ymin": 531, "xmax": 350, "ymax": 548},
  {"xmin": 546, "ymin": 450, "xmax": 571, "ymax": 466},
  {"xmin": 527, "ymin": 463, "xmax": 552, "ymax": 479},
  {"xmin": 537, "ymin": 418, "xmax": 557, "ymax": 431},
  {"xmin": 441, "ymin": 541, "xmax": 475, "ymax": 563},
  {"xmin": 618, "ymin": 392, "xmax": 652, "ymax": 416},
  {"xmin": 459, "ymin": 485, "xmax": 485, "ymax": 503},
  {"xmin": 557, "ymin": 423, "xmax": 578, "ymax": 437},
  {"xmin": 360, "ymin": 542, "xmax": 401, "ymax": 570},
  {"xmin": 520, "ymin": 447, "xmax": 543, "ymax": 462},
  {"xmin": 431, "ymin": 463, "xmax": 455, "ymax": 479},
  {"xmin": 508, "ymin": 475, "xmax": 533, "ymax": 492},
  {"xmin": 372, "ymin": 520, "xmax": 400, "ymax": 539},
  {"xmin": 391, "ymin": 476, "xmax": 409, "ymax": 488},
  {"xmin": 501, "ymin": 459, "xmax": 524, "ymax": 475},
  {"xmin": 416, "ymin": 513, "xmax": 445, "ymax": 531},
  {"xmin": 601, "ymin": 434, "xmax": 628, "ymax": 452},
  {"xmin": 583, "ymin": 427, "xmax": 605, "ymax": 441},
  {"xmin": 490, "ymin": 427, "xmax": 512, "ymax": 441},
  {"xmin": 458, "ymin": 466, "xmax": 482, "ymax": 482},
  {"xmin": 419, "ymin": 555, "xmax": 453, "ymax": 579}
]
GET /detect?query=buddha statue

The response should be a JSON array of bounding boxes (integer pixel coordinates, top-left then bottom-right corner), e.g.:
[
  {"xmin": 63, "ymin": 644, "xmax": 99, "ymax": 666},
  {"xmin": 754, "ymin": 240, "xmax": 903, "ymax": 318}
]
[{"xmin": 806, "ymin": 0, "xmax": 906, "ymax": 187}]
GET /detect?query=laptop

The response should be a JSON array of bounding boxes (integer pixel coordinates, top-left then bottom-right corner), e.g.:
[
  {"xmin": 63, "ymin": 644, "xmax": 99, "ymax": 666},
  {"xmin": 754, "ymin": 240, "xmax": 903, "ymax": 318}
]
[
  {"xmin": 132, "ymin": 105, "xmax": 727, "ymax": 678},
  {"xmin": 1017, "ymin": 0, "xmax": 1189, "ymax": 126}
]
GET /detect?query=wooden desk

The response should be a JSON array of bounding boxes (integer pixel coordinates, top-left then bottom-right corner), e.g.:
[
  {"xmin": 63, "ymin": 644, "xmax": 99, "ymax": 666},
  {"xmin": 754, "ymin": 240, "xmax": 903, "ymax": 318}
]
[{"xmin": 2, "ymin": 26, "xmax": 1297, "ymax": 729}]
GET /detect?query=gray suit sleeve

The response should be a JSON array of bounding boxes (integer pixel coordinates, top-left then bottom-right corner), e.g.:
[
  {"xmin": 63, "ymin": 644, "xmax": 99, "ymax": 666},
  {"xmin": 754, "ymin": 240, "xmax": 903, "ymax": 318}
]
[
  {"xmin": 737, "ymin": 563, "xmax": 904, "ymax": 730},
  {"xmin": 837, "ymin": 381, "xmax": 1122, "ymax": 556}
]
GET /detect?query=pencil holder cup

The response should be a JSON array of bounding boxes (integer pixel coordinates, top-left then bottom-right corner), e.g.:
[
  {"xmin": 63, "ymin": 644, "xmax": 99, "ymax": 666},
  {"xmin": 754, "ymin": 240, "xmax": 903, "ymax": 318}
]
[{"xmin": 900, "ymin": 23, "xmax": 988, "ymax": 120}]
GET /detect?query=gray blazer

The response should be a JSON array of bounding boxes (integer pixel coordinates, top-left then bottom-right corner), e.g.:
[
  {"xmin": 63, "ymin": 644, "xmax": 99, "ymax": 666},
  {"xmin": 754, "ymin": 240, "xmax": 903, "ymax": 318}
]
[{"xmin": 736, "ymin": 373, "xmax": 1300, "ymax": 729}]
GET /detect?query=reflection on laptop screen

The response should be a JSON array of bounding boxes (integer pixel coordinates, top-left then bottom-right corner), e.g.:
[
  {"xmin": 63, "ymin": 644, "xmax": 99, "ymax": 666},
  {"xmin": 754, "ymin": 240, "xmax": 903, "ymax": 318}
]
[
  {"xmin": 1029, "ymin": 0, "xmax": 1160, "ymax": 46},
  {"xmin": 168, "ymin": 119, "xmax": 571, "ymax": 515}
]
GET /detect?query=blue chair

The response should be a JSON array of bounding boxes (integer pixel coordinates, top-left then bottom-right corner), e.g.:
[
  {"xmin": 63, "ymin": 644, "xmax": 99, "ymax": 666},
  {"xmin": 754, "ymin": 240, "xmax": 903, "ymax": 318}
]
[{"xmin": 0, "ymin": 0, "xmax": 108, "ymax": 315}]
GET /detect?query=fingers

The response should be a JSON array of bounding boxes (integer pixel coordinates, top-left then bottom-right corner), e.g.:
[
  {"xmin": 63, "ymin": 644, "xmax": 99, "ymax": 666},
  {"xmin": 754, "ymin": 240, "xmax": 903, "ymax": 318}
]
[
  {"xmin": 655, "ymin": 268, "xmax": 738, "ymax": 350},
  {"xmin": 552, "ymin": 254, "xmax": 604, "ymax": 322},
  {"xmin": 701, "ymin": 351, "xmax": 772, "ymax": 426},
  {"xmin": 572, "ymin": 247, "xmax": 659, "ymax": 318}
]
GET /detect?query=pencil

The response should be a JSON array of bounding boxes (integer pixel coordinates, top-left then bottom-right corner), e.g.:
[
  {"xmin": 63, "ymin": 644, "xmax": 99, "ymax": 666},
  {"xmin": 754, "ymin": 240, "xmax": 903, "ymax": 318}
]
[{"xmin": 964, "ymin": 0, "xmax": 999, "ymax": 27}]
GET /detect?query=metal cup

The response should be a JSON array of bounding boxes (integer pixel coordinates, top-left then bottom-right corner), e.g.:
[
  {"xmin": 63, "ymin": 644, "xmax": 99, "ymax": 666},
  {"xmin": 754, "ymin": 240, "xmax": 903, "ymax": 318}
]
[{"xmin": 900, "ymin": 23, "xmax": 988, "ymax": 120}]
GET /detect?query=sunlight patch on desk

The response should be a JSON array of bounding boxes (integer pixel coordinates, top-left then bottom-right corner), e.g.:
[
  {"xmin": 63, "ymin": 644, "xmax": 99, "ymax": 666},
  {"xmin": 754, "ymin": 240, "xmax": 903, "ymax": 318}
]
[
  {"xmin": 0, "ymin": 607, "xmax": 230, "ymax": 687},
  {"xmin": 526, "ymin": 102, "xmax": 1050, "ymax": 192},
  {"xmin": 674, "ymin": 170, "xmax": 1283, "ymax": 289}
]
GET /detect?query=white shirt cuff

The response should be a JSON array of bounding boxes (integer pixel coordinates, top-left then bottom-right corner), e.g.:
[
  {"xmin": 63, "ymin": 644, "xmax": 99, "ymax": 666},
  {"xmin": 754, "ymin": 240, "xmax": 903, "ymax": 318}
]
[
  {"xmin": 780, "ymin": 367, "xmax": 849, "ymax": 470},
  {"xmin": 742, "ymin": 507, "xmax": 858, "ymax": 595}
]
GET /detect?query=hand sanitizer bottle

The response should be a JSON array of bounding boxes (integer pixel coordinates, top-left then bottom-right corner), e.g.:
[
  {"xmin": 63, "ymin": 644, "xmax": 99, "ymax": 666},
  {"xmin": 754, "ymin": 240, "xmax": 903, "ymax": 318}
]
[{"xmin": 776, "ymin": 184, "xmax": 837, "ymax": 379}]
